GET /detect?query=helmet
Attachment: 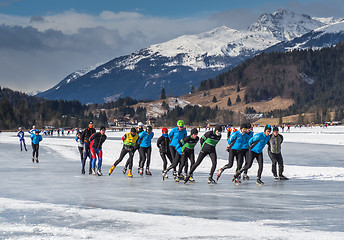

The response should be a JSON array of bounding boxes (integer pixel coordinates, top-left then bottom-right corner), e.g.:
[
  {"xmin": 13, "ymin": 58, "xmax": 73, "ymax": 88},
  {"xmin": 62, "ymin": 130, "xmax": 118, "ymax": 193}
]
[
  {"xmin": 35, "ymin": 129, "xmax": 40, "ymax": 133},
  {"xmin": 177, "ymin": 120, "xmax": 185, "ymax": 127},
  {"xmin": 191, "ymin": 128, "xmax": 198, "ymax": 135},
  {"xmin": 162, "ymin": 127, "xmax": 168, "ymax": 133},
  {"xmin": 138, "ymin": 122, "xmax": 144, "ymax": 127},
  {"xmin": 100, "ymin": 126, "xmax": 106, "ymax": 131},
  {"xmin": 131, "ymin": 127, "xmax": 137, "ymax": 133},
  {"xmin": 147, "ymin": 126, "xmax": 153, "ymax": 133},
  {"xmin": 18, "ymin": 127, "xmax": 22, "ymax": 130},
  {"xmin": 88, "ymin": 121, "xmax": 93, "ymax": 128},
  {"xmin": 215, "ymin": 125, "xmax": 222, "ymax": 132},
  {"xmin": 32, "ymin": 125, "xmax": 36, "ymax": 129}
]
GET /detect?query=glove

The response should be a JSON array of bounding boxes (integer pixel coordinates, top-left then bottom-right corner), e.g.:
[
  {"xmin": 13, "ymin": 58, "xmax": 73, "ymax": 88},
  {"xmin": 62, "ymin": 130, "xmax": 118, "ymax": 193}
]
[{"xmin": 226, "ymin": 146, "xmax": 229, "ymax": 152}]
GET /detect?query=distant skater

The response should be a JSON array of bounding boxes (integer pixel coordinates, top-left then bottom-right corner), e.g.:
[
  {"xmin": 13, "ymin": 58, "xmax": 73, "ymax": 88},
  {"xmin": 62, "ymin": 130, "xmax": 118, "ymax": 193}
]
[
  {"xmin": 241, "ymin": 123, "xmax": 253, "ymax": 180},
  {"xmin": 80, "ymin": 122, "xmax": 96, "ymax": 174},
  {"xmin": 17, "ymin": 127, "xmax": 27, "ymax": 151},
  {"xmin": 30, "ymin": 129, "xmax": 42, "ymax": 163},
  {"xmin": 267, "ymin": 127, "xmax": 288, "ymax": 180}
]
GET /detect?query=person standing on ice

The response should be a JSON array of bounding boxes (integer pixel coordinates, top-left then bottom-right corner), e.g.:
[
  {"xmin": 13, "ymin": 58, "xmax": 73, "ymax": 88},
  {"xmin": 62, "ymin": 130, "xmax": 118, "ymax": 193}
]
[
  {"xmin": 28, "ymin": 125, "xmax": 36, "ymax": 135},
  {"xmin": 75, "ymin": 131, "xmax": 84, "ymax": 174},
  {"xmin": 89, "ymin": 126, "xmax": 107, "ymax": 176},
  {"xmin": 168, "ymin": 120, "xmax": 187, "ymax": 178},
  {"xmin": 109, "ymin": 127, "xmax": 139, "ymax": 178},
  {"xmin": 138, "ymin": 126, "xmax": 154, "ymax": 175},
  {"xmin": 185, "ymin": 125, "xmax": 222, "ymax": 184},
  {"xmin": 267, "ymin": 127, "xmax": 288, "ymax": 180},
  {"xmin": 30, "ymin": 129, "xmax": 42, "ymax": 163},
  {"xmin": 157, "ymin": 127, "xmax": 173, "ymax": 176},
  {"xmin": 123, "ymin": 122, "xmax": 144, "ymax": 174},
  {"xmin": 233, "ymin": 125, "xmax": 271, "ymax": 185},
  {"xmin": 216, "ymin": 124, "xmax": 245, "ymax": 183},
  {"xmin": 80, "ymin": 122, "xmax": 96, "ymax": 174},
  {"xmin": 17, "ymin": 127, "xmax": 27, "ymax": 151},
  {"xmin": 241, "ymin": 123, "xmax": 254, "ymax": 180}
]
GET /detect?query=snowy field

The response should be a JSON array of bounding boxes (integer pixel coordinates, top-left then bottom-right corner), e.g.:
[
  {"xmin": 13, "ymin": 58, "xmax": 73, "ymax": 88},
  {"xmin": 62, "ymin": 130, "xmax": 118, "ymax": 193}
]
[{"xmin": 1, "ymin": 126, "xmax": 344, "ymax": 239}]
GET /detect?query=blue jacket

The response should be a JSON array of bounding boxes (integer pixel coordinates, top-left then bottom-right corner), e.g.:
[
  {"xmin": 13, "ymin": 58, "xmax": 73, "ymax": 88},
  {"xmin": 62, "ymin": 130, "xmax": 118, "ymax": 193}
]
[
  {"xmin": 228, "ymin": 130, "xmax": 243, "ymax": 150},
  {"xmin": 30, "ymin": 133, "xmax": 43, "ymax": 145},
  {"xmin": 242, "ymin": 131, "xmax": 253, "ymax": 149},
  {"xmin": 138, "ymin": 131, "xmax": 154, "ymax": 147},
  {"xmin": 248, "ymin": 132, "xmax": 270, "ymax": 154},
  {"xmin": 168, "ymin": 127, "xmax": 187, "ymax": 148}
]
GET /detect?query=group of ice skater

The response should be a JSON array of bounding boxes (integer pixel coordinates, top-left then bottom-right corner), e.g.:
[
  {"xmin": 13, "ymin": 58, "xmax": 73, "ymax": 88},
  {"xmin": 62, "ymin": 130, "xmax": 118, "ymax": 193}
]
[{"xmin": 18, "ymin": 119, "xmax": 288, "ymax": 185}]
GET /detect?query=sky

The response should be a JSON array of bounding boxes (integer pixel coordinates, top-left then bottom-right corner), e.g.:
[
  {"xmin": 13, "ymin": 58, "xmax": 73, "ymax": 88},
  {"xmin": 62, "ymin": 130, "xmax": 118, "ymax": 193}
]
[{"xmin": 0, "ymin": 0, "xmax": 344, "ymax": 93}]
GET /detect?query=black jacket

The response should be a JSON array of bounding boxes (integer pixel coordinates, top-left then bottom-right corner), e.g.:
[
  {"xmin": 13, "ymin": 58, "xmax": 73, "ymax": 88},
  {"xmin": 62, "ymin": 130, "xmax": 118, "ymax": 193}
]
[
  {"xmin": 89, "ymin": 132, "xmax": 107, "ymax": 149},
  {"xmin": 81, "ymin": 127, "xmax": 96, "ymax": 144},
  {"xmin": 157, "ymin": 135, "xmax": 170, "ymax": 153}
]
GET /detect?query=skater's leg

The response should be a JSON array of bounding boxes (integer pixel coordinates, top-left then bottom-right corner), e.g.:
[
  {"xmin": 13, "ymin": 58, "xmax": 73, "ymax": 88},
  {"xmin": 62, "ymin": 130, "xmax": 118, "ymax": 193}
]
[
  {"xmin": 257, "ymin": 153, "xmax": 264, "ymax": 179},
  {"xmin": 160, "ymin": 152, "xmax": 168, "ymax": 170},
  {"xmin": 189, "ymin": 151, "xmax": 207, "ymax": 175},
  {"xmin": 268, "ymin": 151, "xmax": 278, "ymax": 177},
  {"xmin": 146, "ymin": 146, "xmax": 152, "ymax": 169}
]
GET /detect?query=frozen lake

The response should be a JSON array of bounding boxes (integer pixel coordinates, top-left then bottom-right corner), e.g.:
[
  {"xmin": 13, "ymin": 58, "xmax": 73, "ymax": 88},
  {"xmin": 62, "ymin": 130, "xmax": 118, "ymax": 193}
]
[{"xmin": 0, "ymin": 127, "xmax": 344, "ymax": 239}]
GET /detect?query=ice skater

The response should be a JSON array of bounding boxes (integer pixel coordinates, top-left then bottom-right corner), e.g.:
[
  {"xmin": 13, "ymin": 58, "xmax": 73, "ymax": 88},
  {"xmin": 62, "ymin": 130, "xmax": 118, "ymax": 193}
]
[
  {"xmin": 109, "ymin": 128, "xmax": 139, "ymax": 178},
  {"xmin": 267, "ymin": 127, "xmax": 288, "ymax": 180},
  {"xmin": 89, "ymin": 126, "xmax": 107, "ymax": 176},
  {"xmin": 138, "ymin": 126, "xmax": 154, "ymax": 175},
  {"xmin": 163, "ymin": 128, "xmax": 199, "ymax": 182},
  {"xmin": 80, "ymin": 121, "xmax": 96, "ymax": 174},
  {"xmin": 241, "ymin": 123, "xmax": 253, "ymax": 180},
  {"xmin": 75, "ymin": 132, "xmax": 84, "ymax": 174},
  {"xmin": 168, "ymin": 120, "xmax": 187, "ymax": 177},
  {"xmin": 157, "ymin": 127, "xmax": 173, "ymax": 176},
  {"xmin": 185, "ymin": 125, "xmax": 222, "ymax": 184},
  {"xmin": 17, "ymin": 127, "xmax": 27, "ymax": 151},
  {"xmin": 233, "ymin": 125, "xmax": 271, "ymax": 185},
  {"xmin": 30, "ymin": 129, "xmax": 42, "ymax": 163},
  {"xmin": 216, "ymin": 124, "xmax": 245, "ymax": 183}
]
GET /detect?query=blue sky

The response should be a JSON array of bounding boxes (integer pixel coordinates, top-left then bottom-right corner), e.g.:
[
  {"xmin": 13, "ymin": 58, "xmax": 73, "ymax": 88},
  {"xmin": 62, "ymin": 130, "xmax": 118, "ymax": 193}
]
[{"xmin": 0, "ymin": 0, "xmax": 343, "ymax": 92}]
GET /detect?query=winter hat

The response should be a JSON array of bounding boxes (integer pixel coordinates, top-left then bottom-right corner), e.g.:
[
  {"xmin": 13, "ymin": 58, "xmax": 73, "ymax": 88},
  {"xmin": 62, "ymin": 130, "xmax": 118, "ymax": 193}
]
[
  {"xmin": 130, "ymin": 127, "xmax": 137, "ymax": 133},
  {"xmin": 240, "ymin": 123, "xmax": 246, "ymax": 129},
  {"xmin": 273, "ymin": 127, "xmax": 279, "ymax": 132},
  {"xmin": 147, "ymin": 126, "xmax": 153, "ymax": 133},
  {"xmin": 100, "ymin": 126, "xmax": 106, "ymax": 131},
  {"xmin": 138, "ymin": 122, "xmax": 144, "ymax": 127},
  {"xmin": 264, "ymin": 124, "xmax": 272, "ymax": 132},
  {"xmin": 191, "ymin": 128, "xmax": 198, "ymax": 135},
  {"xmin": 162, "ymin": 127, "xmax": 168, "ymax": 133},
  {"xmin": 177, "ymin": 120, "xmax": 185, "ymax": 127}
]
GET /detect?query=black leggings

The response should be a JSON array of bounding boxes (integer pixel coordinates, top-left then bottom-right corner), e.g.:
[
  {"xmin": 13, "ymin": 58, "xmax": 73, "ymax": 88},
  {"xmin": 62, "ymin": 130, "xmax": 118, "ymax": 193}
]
[
  {"xmin": 139, "ymin": 146, "xmax": 152, "ymax": 169},
  {"xmin": 78, "ymin": 147, "xmax": 84, "ymax": 162},
  {"xmin": 160, "ymin": 151, "xmax": 173, "ymax": 170},
  {"xmin": 189, "ymin": 150, "xmax": 217, "ymax": 178},
  {"xmin": 82, "ymin": 143, "xmax": 92, "ymax": 171},
  {"xmin": 169, "ymin": 146, "xmax": 177, "ymax": 171},
  {"xmin": 221, "ymin": 149, "xmax": 243, "ymax": 171},
  {"xmin": 166, "ymin": 152, "xmax": 181, "ymax": 173},
  {"xmin": 268, "ymin": 151, "xmax": 284, "ymax": 176},
  {"xmin": 32, "ymin": 143, "xmax": 39, "ymax": 158},
  {"xmin": 125, "ymin": 148, "xmax": 139, "ymax": 169},
  {"xmin": 114, "ymin": 147, "xmax": 135, "ymax": 170},
  {"xmin": 237, "ymin": 151, "xmax": 263, "ymax": 179},
  {"xmin": 178, "ymin": 151, "xmax": 195, "ymax": 175},
  {"xmin": 241, "ymin": 149, "xmax": 249, "ymax": 174}
]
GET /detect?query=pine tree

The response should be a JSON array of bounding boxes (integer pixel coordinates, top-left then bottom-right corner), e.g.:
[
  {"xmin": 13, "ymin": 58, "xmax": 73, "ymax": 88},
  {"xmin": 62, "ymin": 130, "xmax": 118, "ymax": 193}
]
[
  {"xmin": 212, "ymin": 96, "xmax": 217, "ymax": 103},
  {"xmin": 160, "ymin": 88, "xmax": 166, "ymax": 99},
  {"xmin": 227, "ymin": 97, "xmax": 232, "ymax": 106},
  {"xmin": 236, "ymin": 95, "xmax": 241, "ymax": 102}
]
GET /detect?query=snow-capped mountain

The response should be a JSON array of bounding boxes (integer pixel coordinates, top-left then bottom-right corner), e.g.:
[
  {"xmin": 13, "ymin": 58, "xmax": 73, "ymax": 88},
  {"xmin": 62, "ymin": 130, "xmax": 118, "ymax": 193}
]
[{"xmin": 37, "ymin": 9, "xmax": 344, "ymax": 104}]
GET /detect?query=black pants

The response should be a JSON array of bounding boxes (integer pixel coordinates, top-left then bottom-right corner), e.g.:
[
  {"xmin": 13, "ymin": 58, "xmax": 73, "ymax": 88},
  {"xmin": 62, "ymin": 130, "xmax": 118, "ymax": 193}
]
[
  {"xmin": 160, "ymin": 151, "xmax": 173, "ymax": 170},
  {"xmin": 139, "ymin": 146, "xmax": 152, "ymax": 169},
  {"xmin": 169, "ymin": 146, "xmax": 177, "ymax": 171},
  {"xmin": 124, "ymin": 148, "xmax": 138, "ymax": 169},
  {"xmin": 78, "ymin": 147, "xmax": 84, "ymax": 163},
  {"xmin": 20, "ymin": 140, "xmax": 27, "ymax": 151},
  {"xmin": 189, "ymin": 150, "xmax": 217, "ymax": 178},
  {"xmin": 237, "ymin": 150, "xmax": 263, "ymax": 179},
  {"xmin": 32, "ymin": 143, "xmax": 39, "ymax": 158},
  {"xmin": 166, "ymin": 152, "xmax": 181, "ymax": 173},
  {"xmin": 241, "ymin": 149, "xmax": 249, "ymax": 174},
  {"xmin": 114, "ymin": 146, "xmax": 135, "ymax": 170},
  {"xmin": 82, "ymin": 143, "xmax": 92, "ymax": 171},
  {"xmin": 221, "ymin": 149, "xmax": 243, "ymax": 171},
  {"xmin": 268, "ymin": 151, "xmax": 284, "ymax": 176},
  {"xmin": 178, "ymin": 151, "xmax": 195, "ymax": 175}
]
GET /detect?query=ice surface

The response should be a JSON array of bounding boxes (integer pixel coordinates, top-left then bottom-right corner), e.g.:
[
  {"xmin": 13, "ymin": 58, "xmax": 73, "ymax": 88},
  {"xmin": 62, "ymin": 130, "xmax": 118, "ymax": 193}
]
[{"xmin": 1, "ymin": 126, "xmax": 344, "ymax": 239}]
